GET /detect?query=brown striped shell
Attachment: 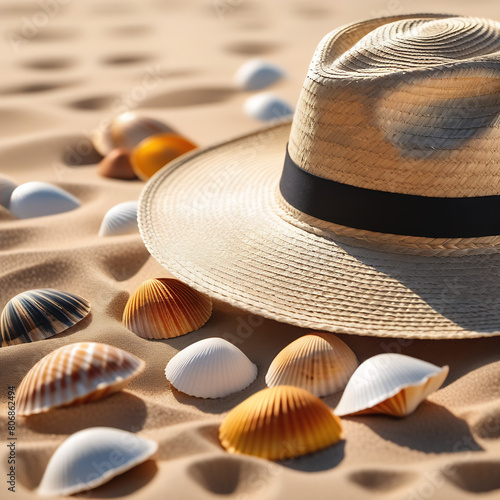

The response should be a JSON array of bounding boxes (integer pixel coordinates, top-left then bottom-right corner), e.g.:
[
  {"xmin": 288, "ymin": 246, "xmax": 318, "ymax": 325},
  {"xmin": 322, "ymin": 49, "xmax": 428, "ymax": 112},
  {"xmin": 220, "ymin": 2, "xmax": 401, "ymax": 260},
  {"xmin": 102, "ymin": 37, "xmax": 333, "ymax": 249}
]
[
  {"xmin": 17, "ymin": 342, "xmax": 144, "ymax": 416},
  {"xmin": 265, "ymin": 333, "xmax": 358, "ymax": 396},
  {"xmin": 219, "ymin": 385, "xmax": 343, "ymax": 460},
  {"xmin": 1, "ymin": 289, "xmax": 91, "ymax": 347},
  {"xmin": 123, "ymin": 278, "xmax": 212, "ymax": 339}
]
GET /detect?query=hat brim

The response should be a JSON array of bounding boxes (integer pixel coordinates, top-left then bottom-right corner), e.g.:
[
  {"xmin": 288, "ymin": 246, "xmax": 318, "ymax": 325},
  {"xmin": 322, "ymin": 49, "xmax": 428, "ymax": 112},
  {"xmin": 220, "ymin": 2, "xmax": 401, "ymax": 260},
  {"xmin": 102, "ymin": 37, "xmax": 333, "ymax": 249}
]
[{"xmin": 139, "ymin": 120, "xmax": 500, "ymax": 339}]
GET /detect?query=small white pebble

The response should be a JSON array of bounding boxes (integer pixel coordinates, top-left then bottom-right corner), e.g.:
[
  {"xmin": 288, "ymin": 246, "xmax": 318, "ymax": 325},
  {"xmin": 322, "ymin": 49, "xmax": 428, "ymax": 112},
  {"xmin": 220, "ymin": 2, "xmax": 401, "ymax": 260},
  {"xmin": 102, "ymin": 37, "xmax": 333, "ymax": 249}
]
[
  {"xmin": 234, "ymin": 59, "xmax": 285, "ymax": 91},
  {"xmin": 244, "ymin": 93, "xmax": 294, "ymax": 121}
]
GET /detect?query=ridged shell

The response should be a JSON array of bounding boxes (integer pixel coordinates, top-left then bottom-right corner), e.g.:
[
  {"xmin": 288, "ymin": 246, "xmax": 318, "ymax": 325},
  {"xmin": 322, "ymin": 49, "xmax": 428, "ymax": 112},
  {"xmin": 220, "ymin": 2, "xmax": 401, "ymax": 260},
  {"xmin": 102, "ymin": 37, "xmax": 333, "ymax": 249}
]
[
  {"xmin": 123, "ymin": 278, "xmax": 212, "ymax": 339},
  {"xmin": 334, "ymin": 353, "xmax": 449, "ymax": 418},
  {"xmin": 9, "ymin": 181, "xmax": 80, "ymax": 219},
  {"xmin": 243, "ymin": 92, "xmax": 293, "ymax": 121},
  {"xmin": 165, "ymin": 337, "xmax": 257, "ymax": 398},
  {"xmin": 234, "ymin": 59, "xmax": 285, "ymax": 90},
  {"xmin": 130, "ymin": 133, "xmax": 197, "ymax": 180},
  {"xmin": 38, "ymin": 427, "xmax": 157, "ymax": 497},
  {"xmin": 98, "ymin": 201, "xmax": 138, "ymax": 237},
  {"xmin": 0, "ymin": 289, "xmax": 91, "ymax": 347},
  {"xmin": 265, "ymin": 333, "xmax": 358, "ymax": 396},
  {"xmin": 0, "ymin": 175, "xmax": 17, "ymax": 207},
  {"xmin": 97, "ymin": 148, "xmax": 137, "ymax": 180},
  {"xmin": 17, "ymin": 342, "xmax": 145, "ymax": 416},
  {"xmin": 91, "ymin": 112, "xmax": 175, "ymax": 156},
  {"xmin": 219, "ymin": 385, "xmax": 343, "ymax": 460}
]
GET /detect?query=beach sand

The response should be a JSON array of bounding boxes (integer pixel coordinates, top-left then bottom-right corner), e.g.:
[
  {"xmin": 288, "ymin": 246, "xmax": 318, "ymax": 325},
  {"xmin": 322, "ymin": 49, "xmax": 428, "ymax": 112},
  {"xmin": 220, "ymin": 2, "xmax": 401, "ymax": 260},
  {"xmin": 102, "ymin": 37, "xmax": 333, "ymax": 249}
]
[{"xmin": 1, "ymin": 0, "xmax": 500, "ymax": 498}]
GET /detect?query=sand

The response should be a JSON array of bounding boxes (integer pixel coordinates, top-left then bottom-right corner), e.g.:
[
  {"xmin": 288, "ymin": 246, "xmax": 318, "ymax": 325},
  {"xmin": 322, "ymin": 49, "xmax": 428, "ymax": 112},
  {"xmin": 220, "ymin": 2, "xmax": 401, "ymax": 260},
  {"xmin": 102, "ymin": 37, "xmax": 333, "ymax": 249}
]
[{"xmin": 1, "ymin": 0, "xmax": 500, "ymax": 498}]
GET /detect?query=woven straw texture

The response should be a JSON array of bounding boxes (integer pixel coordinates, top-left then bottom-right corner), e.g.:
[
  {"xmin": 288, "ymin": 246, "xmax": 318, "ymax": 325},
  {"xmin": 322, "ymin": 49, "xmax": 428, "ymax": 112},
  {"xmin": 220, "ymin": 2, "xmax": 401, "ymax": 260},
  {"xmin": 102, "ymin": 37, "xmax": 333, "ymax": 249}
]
[{"xmin": 139, "ymin": 14, "xmax": 500, "ymax": 339}]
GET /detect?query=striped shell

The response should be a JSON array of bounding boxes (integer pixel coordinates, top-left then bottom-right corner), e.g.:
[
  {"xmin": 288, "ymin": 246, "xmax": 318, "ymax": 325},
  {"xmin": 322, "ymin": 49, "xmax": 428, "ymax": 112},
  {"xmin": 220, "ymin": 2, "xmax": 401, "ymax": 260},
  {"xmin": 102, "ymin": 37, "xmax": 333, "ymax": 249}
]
[
  {"xmin": 17, "ymin": 342, "xmax": 144, "ymax": 416},
  {"xmin": 38, "ymin": 427, "xmax": 157, "ymax": 496},
  {"xmin": 123, "ymin": 278, "xmax": 212, "ymax": 339},
  {"xmin": 0, "ymin": 175, "xmax": 17, "ymax": 207},
  {"xmin": 243, "ymin": 92, "xmax": 293, "ymax": 121},
  {"xmin": 91, "ymin": 112, "xmax": 175, "ymax": 156},
  {"xmin": 98, "ymin": 201, "xmax": 138, "ymax": 237},
  {"xmin": 0, "ymin": 289, "xmax": 91, "ymax": 347},
  {"xmin": 334, "ymin": 354, "xmax": 449, "ymax": 418},
  {"xmin": 165, "ymin": 337, "xmax": 257, "ymax": 398},
  {"xmin": 9, "ymin": 182, "xmax": 80, "ymax": 219},
  {"xmin": 219, "ymin": 385, "xmax": 343, "ymax": 460},
  {"xmin": 234, "ymin": 59, "xmax": 285, "ymax": 91},
  {"xmin": 265, "ymin": 333, "xmax": 358, "ymax": 396}
]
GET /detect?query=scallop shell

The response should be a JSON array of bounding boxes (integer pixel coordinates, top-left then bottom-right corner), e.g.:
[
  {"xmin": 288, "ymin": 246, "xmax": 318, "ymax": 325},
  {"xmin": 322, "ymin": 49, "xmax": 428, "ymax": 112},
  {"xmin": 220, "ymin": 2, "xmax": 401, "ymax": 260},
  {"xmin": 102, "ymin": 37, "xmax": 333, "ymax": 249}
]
[
  {"xmin": 17, "ymin": 342, "xmax": 144, "ymax": 416},
  {"xmin": 130, "ymin": 133, "xmax": 197, "ymax": 180},
  {"xmin": 234, "ymin": 59, "xmax": 285, "ymax": 90},
  {"xmin": 9, "ymin": 181, "xmax": 80, "ymax": 219},
  {"xmin": 265, "ymin": 333, "xmax": 358, "ymax": 396},
  {"xmin": 243, "ymin": 92, "xmax": 293, "ymax": 121},
  {"xmin": 123, "ymin": 278, "xmax": 212, "ymax": 339},
  {"xmin": 334, "ymin": 353, "xmax": 449, "ymax": 418},
  {"xmin": 0, "ymin": 289, "xmax": 90, "ymax": 347},
  {"xmin": 91, "ymin": 112, "xmax": 175, "ymax": 156},
  {"xmin": 165, "ymin": 337, "xmax": 257, "ymax": 398},
  {"xmin": 98, "ymin": 201, "xmax": 138, "ymax": 237},
  {"xmin": 0, "ymin": 175, "xmax": 17, "ymax": 207},
  {"xmin": 38, "ymin": 427, "xmax": 157, "ymax": 496},
  {"xmin": 97, "ymin": 148, "xmax": 137, "ymax": 180},
  {"xmin": 219, "ymin": 385, "xmax": 343, "ymax": 460}
]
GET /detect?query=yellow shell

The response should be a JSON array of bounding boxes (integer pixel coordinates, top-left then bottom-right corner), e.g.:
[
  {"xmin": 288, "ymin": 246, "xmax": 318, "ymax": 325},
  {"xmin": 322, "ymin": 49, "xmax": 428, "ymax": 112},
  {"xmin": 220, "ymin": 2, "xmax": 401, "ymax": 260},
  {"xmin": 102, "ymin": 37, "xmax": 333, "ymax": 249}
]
[
  {"xmin": 265, "ymin": 333, "xmax": 358, "ymax": 396},
  {"xmin": 123, "ymin": 278, "xmax": 212, "ymax": 339},
  {"xmin": 130, "ymin": 133, "xmax": 197, "ymax": 180},
  {"xmin": 219, "ymin": 385, "xmax": 343, "ymax": 460}
]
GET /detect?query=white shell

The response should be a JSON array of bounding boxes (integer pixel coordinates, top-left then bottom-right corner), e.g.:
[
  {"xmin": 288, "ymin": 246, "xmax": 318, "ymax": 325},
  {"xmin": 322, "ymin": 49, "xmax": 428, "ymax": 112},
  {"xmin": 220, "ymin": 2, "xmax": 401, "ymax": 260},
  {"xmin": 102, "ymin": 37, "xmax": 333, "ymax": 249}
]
[
  {"xmin": 98, "ymin": 201, "xmax": 138, "ymax": 236},
  {"xmin": 0, "ymin": 175, "xmax": 17, "ymax": 207},
  {"xmin": 9, "ymin": 182, "xmax": 80, "ymax": 219},
  {"xmin": 243, "ymin": 93, "xmax": 294, "ymax": 121},
  {"xmin": 165, "ymin": 337, "xmax": 257, "ymax": 398},
  {"xmin": 234, "ymin": 59, "xmax": 285, "ymax": 90},
  {"xmin": 91, "ymin": 112, "xmax": 174, "ymax": 156},
  {"xmin": 335, "ymin": 353, "xmax": 449, "ymax": 417},
  {"xmin": 38, "ymin": 427, "xmax": 158, "ymax": 497}
]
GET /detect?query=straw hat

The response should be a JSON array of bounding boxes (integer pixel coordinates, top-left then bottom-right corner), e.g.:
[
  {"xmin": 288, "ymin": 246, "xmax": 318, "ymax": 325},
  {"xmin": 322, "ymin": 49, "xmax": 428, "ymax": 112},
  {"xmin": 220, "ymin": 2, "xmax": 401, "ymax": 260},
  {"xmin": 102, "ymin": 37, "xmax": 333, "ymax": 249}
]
[{"xmin": 139, "ymin": 14, "xmax": 500, "ymax": 339}]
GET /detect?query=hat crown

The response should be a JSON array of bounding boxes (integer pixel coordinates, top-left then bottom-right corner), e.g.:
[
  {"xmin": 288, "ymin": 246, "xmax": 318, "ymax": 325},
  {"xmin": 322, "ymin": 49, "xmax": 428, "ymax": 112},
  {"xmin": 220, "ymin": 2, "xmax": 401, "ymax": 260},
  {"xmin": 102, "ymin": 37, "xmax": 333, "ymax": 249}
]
[{"xmin": 288, "ymin": 14, "xmax": 500, "ymax": 198}]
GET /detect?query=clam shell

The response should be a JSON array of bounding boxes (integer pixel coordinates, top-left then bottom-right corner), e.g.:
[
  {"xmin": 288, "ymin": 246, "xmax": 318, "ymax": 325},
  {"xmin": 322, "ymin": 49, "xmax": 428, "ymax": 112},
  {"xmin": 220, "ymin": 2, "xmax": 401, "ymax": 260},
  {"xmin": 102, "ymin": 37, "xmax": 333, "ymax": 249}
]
[
  {"xmin": 243, "ymin": 92, "xmax": 293, "ymax": 121},
  {"xmin": 0, "ymin": 289, "xmax": 90, "ymax": 347},
  {"xmin": 97, "ymin": 148, "xmax": 137, "ymax": 180},
  {"xmin": 17, "ymin": 342, "xmax": 144, "ymax": 416},
  {"xmin": 130, "ymin": 133, "xmax": 197, "ymax": 180},
  {"xmin": 38, "ymin": 427, "xmax": 157, "ymax": 496},
  {"xmin": 265, "ymin": 333, "xmax": 358, "ymax": 396},
  {"xmin": 99, "ymin": 201, "xmax": 138, "ymax": 237},
  {"xmin": 165, "ymin": 337, "xmax": 257, "ymax": 398},
  {"xmin": 219, "ymin": 385, "xmax": 343, "ymax": 460},
  {"xmin": 9, "ymin": 181, "xmax": 80, "ymax": 219},
  {"xmin": 0, "ymin": 175, "xmax": 17, "ymax": 207},
  {"xmin": 334, "ymin": 353, "xmax": 449, "ymax": 417},
  {"xmin": 123, "ymin": 278, "xmax": 212, "ymax": 339},
  {"xmin": 234, "ymin": 59, "xmax": 285, "ymax": 90},
  {"xmin": 91, "ymin": 112, "xmax": 175, "ymax": 156}
]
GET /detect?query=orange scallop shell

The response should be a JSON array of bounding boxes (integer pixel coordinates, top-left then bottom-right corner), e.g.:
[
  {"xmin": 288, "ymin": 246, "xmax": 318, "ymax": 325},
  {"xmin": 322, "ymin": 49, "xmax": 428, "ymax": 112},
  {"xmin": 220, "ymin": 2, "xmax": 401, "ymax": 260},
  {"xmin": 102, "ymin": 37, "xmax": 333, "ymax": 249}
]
[
  {"xmin": 122, "ymin": 278, "xmax": 212, "ymax": 339},
  {"xmin": 219, "ymin": 385, "xmax": 343, "ymax": 460}
]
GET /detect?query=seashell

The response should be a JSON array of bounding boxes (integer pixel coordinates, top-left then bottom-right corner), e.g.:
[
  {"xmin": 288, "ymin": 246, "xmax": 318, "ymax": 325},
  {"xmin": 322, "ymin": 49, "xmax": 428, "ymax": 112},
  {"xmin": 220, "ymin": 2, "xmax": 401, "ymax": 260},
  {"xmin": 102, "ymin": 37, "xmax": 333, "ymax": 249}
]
[
  {"xmin": 165, "ymin": 337, "xmax": 257, "ymax": 398},
  {"xmin": 99, "ymin": 201, "xmax": 138, "ymax": 237},
  {"xmin": 91, "ymin": 112, "xmax": 175, "ymax": 156},
  {"xmin": 234, "ymin": 59, "xmax": 285, "ymax": 91},
  {"xmin": 97, "ymin": 148, "xmax": 137, "ymax": 180},
  {"xmin": 243, "ymin": 92, "xmax": 293, "ymax": 121},
  {"xmin": 38, "ymin": 427, "xmax": 157, "ymax": 496},
  {"xmin": 219, "ymin": 385, "xmax": 343, "ymax": 460},
  {"xmin": 1, "ymin": 289, "xmax": 90, "ymax": 347},
  {"xmin": 9, "ymin": 181, "xmax": 80, "ymax": 219},
  {"xmin": 265, "ymin": 333, "xmax": 358, "ymax": 396},
  {"xmin": 334, "ymin": 353, "xmax": 449, "ymax": 418},
  {"xmin": 17, "ymin": 342, "xmax": 144, "ymax": 415},
  {"xmin": 0, "ymin": 175, "xmax": 17, "ymax": 207},
  {"xmin": 123, "ymin": 278, "xmax": 212, "ymax": 339},
  {"xmin": 130, "ymin": 133, "xmax": 197, "ymax": 180}
]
